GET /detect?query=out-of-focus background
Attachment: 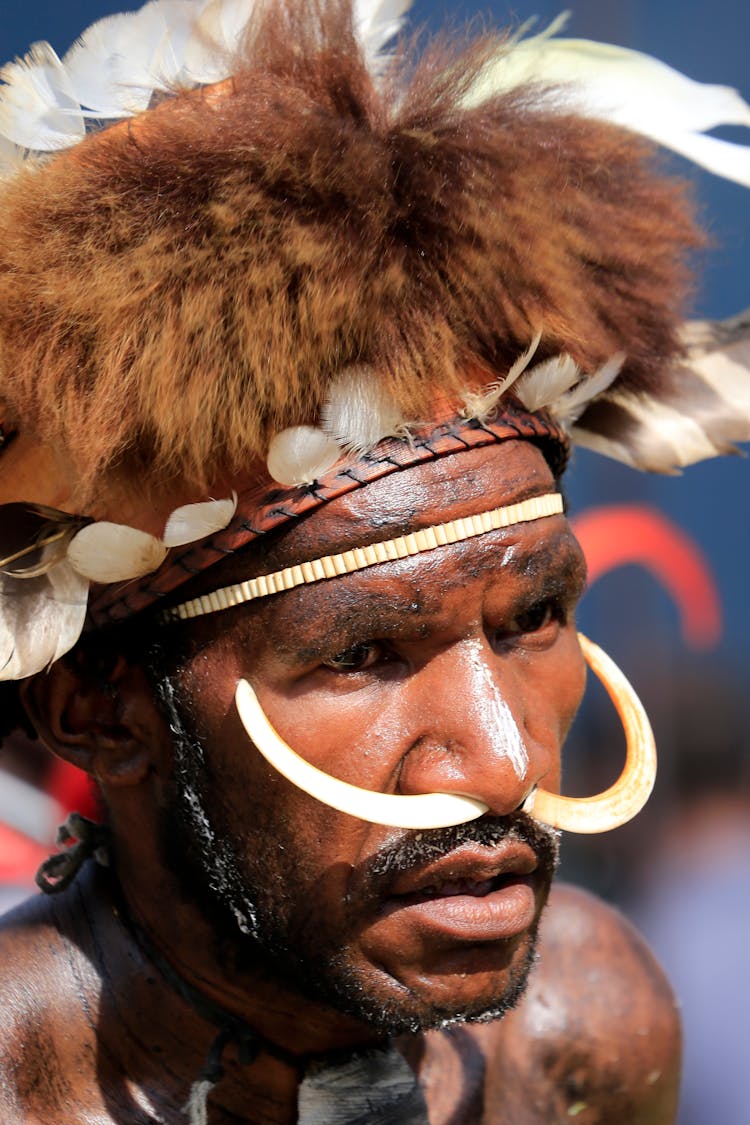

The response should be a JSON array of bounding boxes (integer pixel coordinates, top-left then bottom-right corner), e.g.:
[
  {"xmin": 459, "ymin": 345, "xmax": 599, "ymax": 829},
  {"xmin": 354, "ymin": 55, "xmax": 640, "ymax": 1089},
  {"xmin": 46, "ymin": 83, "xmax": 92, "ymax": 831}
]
[{"xmin": 1, "ymin": 2, "xmax": 748, "ymax": 1121}]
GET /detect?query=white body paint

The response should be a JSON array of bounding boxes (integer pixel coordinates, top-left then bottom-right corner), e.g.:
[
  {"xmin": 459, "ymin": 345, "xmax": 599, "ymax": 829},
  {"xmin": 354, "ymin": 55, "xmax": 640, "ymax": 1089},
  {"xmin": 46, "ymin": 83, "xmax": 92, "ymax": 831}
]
[{"xmin": 464, "ymin": 638, "xmax": 529, "ymax": 781}]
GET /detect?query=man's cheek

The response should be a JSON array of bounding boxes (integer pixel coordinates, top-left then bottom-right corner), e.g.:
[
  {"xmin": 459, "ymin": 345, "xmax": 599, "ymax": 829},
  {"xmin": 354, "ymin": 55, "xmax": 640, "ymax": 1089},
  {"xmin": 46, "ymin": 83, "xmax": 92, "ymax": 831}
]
[
  {"xmin": 264, "ymin": 684, "xmax": 409, "ymax": 789},
  {"xmin": 223, "ymin": 776, "xmax": 373, "ymax": 924},
  {"xmin": 525, "ymin": 632, "xmax": 586, "ymax": 755}
]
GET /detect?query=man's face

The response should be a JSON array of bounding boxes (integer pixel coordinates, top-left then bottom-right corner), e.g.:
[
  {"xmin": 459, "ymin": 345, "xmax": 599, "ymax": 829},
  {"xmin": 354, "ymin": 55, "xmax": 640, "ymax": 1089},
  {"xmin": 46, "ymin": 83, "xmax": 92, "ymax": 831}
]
[{"xmin": 158, "ymin": 440, "xmax": 587, "ymax": 1033}]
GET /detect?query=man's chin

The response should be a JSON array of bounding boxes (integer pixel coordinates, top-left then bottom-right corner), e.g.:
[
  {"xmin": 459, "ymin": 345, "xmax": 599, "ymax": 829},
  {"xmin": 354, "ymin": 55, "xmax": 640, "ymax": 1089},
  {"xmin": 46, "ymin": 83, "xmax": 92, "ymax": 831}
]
[{"xmin": 274, "ymin": 922, "xmax": 543, "ymax": 1038}]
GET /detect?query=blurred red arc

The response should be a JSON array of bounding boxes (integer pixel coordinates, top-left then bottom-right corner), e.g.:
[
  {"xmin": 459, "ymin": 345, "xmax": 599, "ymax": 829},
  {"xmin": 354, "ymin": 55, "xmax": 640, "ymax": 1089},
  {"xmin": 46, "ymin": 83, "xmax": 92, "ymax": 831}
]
[{"xmin": 571, "ymin": 505, "xmax": 723, "ymax": 650}]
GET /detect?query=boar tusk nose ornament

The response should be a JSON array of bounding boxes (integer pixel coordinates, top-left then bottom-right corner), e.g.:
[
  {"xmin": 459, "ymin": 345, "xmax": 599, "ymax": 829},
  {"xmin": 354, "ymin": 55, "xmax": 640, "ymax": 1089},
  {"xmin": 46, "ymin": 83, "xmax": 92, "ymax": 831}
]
[{"xmin": 234, "ymin": 633, "xmax": 656, "ymax": 833}]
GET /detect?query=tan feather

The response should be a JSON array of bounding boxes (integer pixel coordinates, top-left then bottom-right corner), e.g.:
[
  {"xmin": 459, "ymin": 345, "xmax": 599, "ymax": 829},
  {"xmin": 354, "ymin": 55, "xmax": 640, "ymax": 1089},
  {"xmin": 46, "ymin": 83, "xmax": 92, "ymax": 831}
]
[{"xmin": 573, "ymin": 309, "xmax": 750, "ymax": 471}]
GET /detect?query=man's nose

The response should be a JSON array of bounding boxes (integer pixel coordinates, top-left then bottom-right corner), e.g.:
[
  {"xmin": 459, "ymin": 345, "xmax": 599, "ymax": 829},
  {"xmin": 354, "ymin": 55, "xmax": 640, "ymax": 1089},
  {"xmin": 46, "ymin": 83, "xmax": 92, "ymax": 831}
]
[{"xmin": 397, "ymin": 638, "xmax": 551, "ymax": 815}]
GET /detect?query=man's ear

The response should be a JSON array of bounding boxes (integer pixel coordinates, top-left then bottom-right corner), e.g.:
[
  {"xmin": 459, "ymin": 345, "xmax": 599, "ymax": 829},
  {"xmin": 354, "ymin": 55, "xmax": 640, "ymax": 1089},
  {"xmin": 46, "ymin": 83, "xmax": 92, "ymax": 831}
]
[{"xmin": 20, "ymin": 651, "xmax": 172, "ymax": 788}]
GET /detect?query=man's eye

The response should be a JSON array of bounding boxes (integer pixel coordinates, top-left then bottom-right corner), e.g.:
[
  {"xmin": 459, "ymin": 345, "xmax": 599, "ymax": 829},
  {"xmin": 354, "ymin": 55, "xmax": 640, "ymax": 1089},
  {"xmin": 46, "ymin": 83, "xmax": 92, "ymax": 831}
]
[
  {"xmin": 323, "ymin": 642, "xmax": 383, "ymax": 672},
  {"xmin": 510, "ymin": 599, "xmax": 563, "ymax": 637}
]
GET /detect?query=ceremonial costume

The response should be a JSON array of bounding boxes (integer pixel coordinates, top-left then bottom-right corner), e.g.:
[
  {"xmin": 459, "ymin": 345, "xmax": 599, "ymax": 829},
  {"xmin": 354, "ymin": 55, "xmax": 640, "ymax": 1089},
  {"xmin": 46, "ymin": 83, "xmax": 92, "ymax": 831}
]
[{"xmin": 0, "ymin": 1, "xmax": 748, "ymax": 1121}]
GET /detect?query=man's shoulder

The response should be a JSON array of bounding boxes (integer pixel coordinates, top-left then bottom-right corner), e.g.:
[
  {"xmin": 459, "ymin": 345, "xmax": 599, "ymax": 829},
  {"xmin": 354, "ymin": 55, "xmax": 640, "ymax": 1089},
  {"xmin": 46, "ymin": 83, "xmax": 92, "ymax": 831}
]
[
  {"xmin": 0, "ymin": 889, "xmax": 101, "ymax": 1124},
  {"xmin": 530, "ymin": 881, "xmax": 680, "ymax": 1034},
  {"xmin": 455, "ymin": 883, "xmax": 681, "ymax": 1123},
  {"xmin": 0, "ymin": 891, "xmax": 65, "ymax": 1010}
]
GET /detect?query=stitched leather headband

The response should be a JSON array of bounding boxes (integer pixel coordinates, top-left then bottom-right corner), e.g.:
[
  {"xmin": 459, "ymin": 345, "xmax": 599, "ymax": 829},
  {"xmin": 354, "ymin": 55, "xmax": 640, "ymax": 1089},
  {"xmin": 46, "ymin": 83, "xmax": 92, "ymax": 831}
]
[{"xmin": 89, "ymin": 407, "xmax": 567, "ymax": 626}]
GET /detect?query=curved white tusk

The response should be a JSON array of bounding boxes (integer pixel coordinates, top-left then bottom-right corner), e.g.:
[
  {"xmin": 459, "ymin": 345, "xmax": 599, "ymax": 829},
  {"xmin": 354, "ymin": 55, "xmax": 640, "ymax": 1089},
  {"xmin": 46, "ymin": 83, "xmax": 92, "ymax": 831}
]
[
  {"xmin": 234, "ymin": 679, "xmax": 487, "ymax": 829},
  {"xmin": 525, "ymin": 635, "xmax": 657, "ymax": 833},
  {"xmin": 234, "ymin": 632, "xmax": 656, "ymax": 833}
]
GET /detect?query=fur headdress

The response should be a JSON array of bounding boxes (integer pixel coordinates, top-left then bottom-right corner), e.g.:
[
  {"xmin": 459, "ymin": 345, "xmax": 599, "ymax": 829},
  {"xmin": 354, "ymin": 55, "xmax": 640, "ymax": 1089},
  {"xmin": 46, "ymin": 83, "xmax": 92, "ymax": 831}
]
[{"xmin": 0, "ymin": 0, "xmax": 749, "ymax": 686}]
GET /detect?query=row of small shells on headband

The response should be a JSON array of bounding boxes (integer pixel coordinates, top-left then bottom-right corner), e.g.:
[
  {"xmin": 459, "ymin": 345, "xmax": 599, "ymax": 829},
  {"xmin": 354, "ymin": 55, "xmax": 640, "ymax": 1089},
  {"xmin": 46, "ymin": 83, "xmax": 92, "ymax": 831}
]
[{"xmin": 266, "ymin": 350, "xmax": 625, "ymax": 488}]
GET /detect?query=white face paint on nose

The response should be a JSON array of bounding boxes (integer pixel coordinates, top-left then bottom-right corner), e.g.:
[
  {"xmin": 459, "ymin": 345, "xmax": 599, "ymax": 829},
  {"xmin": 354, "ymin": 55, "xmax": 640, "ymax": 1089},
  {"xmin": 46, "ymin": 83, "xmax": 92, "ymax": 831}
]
[{"xmin": 464, "ymin": 639, "xmax": 529, "ymax": 781}]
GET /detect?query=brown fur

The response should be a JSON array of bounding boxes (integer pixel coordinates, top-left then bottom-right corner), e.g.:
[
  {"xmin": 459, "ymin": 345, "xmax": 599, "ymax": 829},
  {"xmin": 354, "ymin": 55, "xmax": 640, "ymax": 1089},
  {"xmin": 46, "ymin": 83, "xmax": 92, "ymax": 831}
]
[{"xmin": 0, "ymin": 0, "xmax": 702, "ymax": 501}]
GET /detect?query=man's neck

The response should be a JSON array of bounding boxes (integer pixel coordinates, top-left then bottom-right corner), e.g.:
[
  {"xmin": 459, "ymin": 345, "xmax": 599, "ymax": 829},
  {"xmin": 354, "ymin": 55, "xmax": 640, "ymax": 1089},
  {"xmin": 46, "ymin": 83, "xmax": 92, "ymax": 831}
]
[
  {"xmin": 115, "ymin": 861, "xmax": 384, "ymax": 1057},
  {"xmin": 56, "ymin": 862, "xmax": 394, "ymax": 1123}
]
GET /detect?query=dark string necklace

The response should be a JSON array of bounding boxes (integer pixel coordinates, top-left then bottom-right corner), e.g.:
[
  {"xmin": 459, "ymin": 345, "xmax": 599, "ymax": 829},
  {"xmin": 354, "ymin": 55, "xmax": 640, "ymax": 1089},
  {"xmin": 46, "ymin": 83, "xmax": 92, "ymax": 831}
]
[{"xmin": 113, "ymin": 875, "xmax": 430, "ymax": 1125}]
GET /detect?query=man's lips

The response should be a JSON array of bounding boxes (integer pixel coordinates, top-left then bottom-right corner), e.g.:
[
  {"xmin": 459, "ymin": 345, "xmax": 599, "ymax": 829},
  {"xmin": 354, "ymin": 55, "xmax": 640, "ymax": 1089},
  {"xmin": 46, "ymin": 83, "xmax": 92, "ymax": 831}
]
[
  {"xmin": 386, "ymin": 841, "xmax": 539, "ymax": 900},
  {"xmin": 377, "ymin": 842, "xmax": 541, "ymax": 942}
]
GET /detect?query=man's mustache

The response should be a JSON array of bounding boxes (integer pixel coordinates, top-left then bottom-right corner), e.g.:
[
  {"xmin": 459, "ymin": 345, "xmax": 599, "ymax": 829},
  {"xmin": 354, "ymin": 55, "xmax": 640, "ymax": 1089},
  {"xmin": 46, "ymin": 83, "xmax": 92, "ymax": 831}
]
[{"xmin": 358, "ymin": 812, "xmax": 560, "ymax": 902}]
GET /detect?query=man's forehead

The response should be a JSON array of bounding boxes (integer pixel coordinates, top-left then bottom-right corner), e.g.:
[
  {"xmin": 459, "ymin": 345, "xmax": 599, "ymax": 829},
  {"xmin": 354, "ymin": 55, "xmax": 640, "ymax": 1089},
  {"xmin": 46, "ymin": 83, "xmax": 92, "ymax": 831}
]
[
  {"xmin": 276, "ymin": 441, "xmax": 556, "ymax": 563},
  {"xmin": 224, "ymin": 517, "xmax": 583, "ymax": 669}
]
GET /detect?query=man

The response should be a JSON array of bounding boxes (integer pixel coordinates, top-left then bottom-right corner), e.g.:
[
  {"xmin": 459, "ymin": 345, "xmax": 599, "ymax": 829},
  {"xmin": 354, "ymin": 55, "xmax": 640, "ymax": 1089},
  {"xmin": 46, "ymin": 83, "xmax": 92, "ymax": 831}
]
[{"xmin": 0, "ymin": 1, "xmax": 747, "ymax": 1121}]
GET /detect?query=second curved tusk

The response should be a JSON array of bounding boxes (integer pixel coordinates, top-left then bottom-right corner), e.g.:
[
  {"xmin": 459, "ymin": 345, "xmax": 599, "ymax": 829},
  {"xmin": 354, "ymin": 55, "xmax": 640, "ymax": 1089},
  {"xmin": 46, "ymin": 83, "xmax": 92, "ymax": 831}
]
[{"xmin": 525, "ymin": 635, "xmax": 657, "ymax": 834}]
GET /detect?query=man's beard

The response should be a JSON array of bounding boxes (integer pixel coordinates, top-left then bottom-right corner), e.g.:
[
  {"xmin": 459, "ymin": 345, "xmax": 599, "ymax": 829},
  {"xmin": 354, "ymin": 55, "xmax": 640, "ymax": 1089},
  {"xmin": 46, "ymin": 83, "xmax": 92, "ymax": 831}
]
[{"xmin": 153, "ymin": 669, "xmax": 560, "ymax": 1036}]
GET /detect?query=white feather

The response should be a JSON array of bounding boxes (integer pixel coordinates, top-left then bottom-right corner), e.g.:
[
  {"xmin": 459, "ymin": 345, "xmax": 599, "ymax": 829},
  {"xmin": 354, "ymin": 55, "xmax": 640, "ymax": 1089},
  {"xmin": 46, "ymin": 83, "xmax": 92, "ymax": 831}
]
[
  {"xmin": 62, "ymin": 1, "xmax": 201, "ymax": 118},
  {"xmin": 549, "ymin": 351, "xmax": 625, "ymax": 426},
  {"xmin": 0, "ymin": 132, "xmax": 26, "ymax": 178},
  {"xmin": 0, "ymin": 0, "xmax": 409, "ymax": 163},
  {"xmin": 182, "ymin": 0, "xmax": 253, "ymax": 87},
  {"xmin": 463, "ymin": 27, "xmax": 750, "ymax": 187},
  {"xmin": 572, "ymin": 390, "xmax": 725, "ymax": 473},
  {"xmin": 267, "ymin": 426, "xmax": 342, "ymax": 487},
  {"xmin": 321, "ymin": 367, "xmax": 410, "ymax": 455},
  {"xmin": 461, "ymin": 330, "xmax": 543, "ymax": 421},
  {"xmin": 681, "ymin": 310, "xmax": 750, "ymax": 424},
  {"xmin": 67, "ymin": 522, "xmax": 167, "ymax": 583},
  {"xmin": 623, "ymin": 394, "xmax": 725, "ymax": 467},
  {"xmin": 133, "ymin": 0, "xmax": 203, "ymax": 94},
  {"xmin": 162, "ymin": 493, "xmax": 238, "ymax": 547},
  {"xmin": 657, "ymin": 312, "xmax": 750, "ymax": 452},
  {"xmin": 571, "ymin": 311, "xmax": 750, "ymax": 470},
  {"xmin": 354, "ymin": 0, "xmax": 411, "ymax": 73},
  {"xmin": 195, "ymin": 0, "xmax": 255, "ymax": 53},
  {"xmin": 685, "ymin": 351, "xmax": 750, "ymax": 440},
  {"xmin": 0, "ymin": 42, "xmax": 84, "ymax": 151},
  {"xmin": 0, "ymin": 555, "xmax": 89, "ymax": 682},
  {"xmin": 62, "ymin": 14, "xmax": 148, "ymax": 117},
  {"xmin": 515, "ymin": 354, "xmax": 581, "ymax": 413},
  {"xmin": 568, "ymin": 425, "xmax": 643, "ymax": 471}
]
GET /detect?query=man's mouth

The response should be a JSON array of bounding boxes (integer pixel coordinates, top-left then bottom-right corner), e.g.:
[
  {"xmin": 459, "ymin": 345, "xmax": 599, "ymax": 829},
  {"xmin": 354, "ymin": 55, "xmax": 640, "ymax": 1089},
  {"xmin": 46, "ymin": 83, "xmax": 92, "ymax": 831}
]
[
  {"xmin": 396, "ymin": 871, "xmax": 530, "ymax": 904},
  {"xmin": 377, "ymin": 843, "xmax": 542, "ymax": 942},
  {"xmin": 387, "ymin": 841, "xmax": 538, "ymax": 897}
]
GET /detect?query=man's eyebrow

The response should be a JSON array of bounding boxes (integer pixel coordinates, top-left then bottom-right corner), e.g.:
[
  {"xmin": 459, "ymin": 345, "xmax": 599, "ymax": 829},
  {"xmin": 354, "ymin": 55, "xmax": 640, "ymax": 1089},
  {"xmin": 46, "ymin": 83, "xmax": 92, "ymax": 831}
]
[
  {"xmin": 501, "ymin": 534, "xmax": 586, "ymax": 585},
  {"xmin": 268, "ymin": 530, "xmax": 585, "ymax": 661}
]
